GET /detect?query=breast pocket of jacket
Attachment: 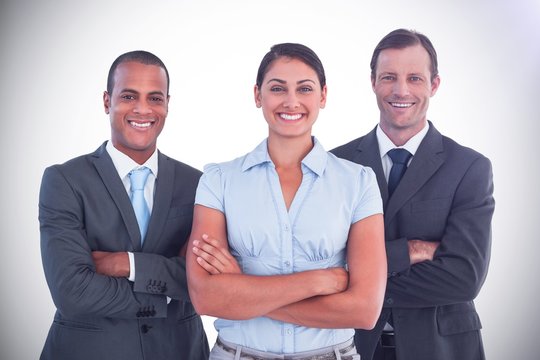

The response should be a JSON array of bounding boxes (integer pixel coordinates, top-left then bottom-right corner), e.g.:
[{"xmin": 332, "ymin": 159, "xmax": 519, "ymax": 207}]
[
  {"xmin": 167, "ymin": 204, "xmax": 194, "ymax": 220},
  {"xmin": 404, "ymin": 197, "xmax": 452, "ymax": 238},
  {"xmin": 164, "ymin": 204, "xmax": 195, "ymax": 246}
]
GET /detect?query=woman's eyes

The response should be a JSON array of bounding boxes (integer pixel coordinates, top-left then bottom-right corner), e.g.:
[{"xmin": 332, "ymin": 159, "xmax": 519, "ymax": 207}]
[{"xmin": 269, "ymin": 86, "xmax": 313, "ymax": 93}]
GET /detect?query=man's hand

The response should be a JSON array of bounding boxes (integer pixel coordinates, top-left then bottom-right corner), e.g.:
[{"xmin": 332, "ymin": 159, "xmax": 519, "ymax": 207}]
[
  {"xmin": 192, "ymin": 234, "xmax": 241, "ymax": 275},
  {"xmin": 92, "ymin": 251, "xmax": 130, "ymax": 277},
  {"xmin": 408, "ymin": 240, "xmax": 440, "ymax": 265}
]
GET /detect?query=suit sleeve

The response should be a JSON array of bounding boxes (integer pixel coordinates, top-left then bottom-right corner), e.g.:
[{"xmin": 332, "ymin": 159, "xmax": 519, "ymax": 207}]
[
  {"xmin": 132, "ymin": 253, "xmax": 189, "ymax": 300},
  {"xmin": 385, "ymin": 237, "xmax": 411, "ymax": 275},
  {"xmin": 39, "ymin": 166, "xmax": 168, "ymax": 319},
  {"xmin": 385, "ymin": 156, "xmax": 494, "ymax": 308}
]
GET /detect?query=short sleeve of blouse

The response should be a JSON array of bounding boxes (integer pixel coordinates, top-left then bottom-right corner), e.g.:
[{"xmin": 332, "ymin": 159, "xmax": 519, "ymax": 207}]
[
  {"xmin": 351, "ymin": 166, "xmax": 383, "ymax": 224},
  {"xmin": 195, "ymin": 163, "xmax": 225, "ymax": 212}
]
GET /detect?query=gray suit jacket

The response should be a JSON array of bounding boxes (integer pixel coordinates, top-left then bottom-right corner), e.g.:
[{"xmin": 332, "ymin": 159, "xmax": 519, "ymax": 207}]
[
  {"xmin": 332, "ymin": 123, "xmax": 494, "ymax": 360},
  {"xmin": 39, "ymin": 142, "xmax": 209, "ymax": 360}
]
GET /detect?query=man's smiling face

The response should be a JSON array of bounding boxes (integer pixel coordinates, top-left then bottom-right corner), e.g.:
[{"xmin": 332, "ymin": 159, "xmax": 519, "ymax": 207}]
[
  {"xmin": 372, "ymin": 44, "xmax": 440, "ymax": 141},
  {"xmin": 104, "ymin": 61, "xmax": 169, "ymax": 164}
]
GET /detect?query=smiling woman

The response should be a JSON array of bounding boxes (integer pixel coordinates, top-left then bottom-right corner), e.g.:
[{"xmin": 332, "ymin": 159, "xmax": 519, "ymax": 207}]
[
  {"xmin": 255, "ymin": 57, "xmax": 326, "ymax": 145},
  {"xmin": 185, "ymin": 43, "xmax": 387, "ymax": 359}
]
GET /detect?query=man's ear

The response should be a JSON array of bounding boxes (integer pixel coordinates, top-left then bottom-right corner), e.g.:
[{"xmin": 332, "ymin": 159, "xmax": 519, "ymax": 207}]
[
  {"xmin": 103, "ymin": 91, "xmax": 111, "ymax": 114},
  {"xmin": 430, "ymin": 75, "xmax": 441, "ymax": 97}
]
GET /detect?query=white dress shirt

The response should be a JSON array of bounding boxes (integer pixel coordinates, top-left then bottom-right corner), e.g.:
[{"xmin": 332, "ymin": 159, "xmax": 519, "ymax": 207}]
[
  {"xmin": 376, "ymin": 122, "xmax": 430, "ymax": 180},
  {"xmin": 376, "ymin": 122, "xmax": 429, "ymax": 331},
  {"xmin": 105, "ymin": 141, "xmax": 158, "ymax": 281}
]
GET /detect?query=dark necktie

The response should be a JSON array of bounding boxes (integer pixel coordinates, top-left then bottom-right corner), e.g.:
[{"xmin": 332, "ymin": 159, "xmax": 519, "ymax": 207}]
[
  {"xmin": 129, "ymin": 167, "xmax": 152, "ymax": 244},
  {"xmin": 387, "ymin": 149, "xmax": 412, "ymax": 197}
]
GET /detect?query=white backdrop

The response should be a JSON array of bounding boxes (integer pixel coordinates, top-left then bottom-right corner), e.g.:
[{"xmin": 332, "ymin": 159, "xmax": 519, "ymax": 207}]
[{"xmin": 1, "ymin": 0, "xmax": 539, "ymax": 359}]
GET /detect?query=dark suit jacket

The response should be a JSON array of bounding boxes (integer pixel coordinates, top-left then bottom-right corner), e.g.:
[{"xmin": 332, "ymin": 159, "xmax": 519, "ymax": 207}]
[
  {"xmin": 332, "ymin": 123, "xmax": 494, "ymax": 360},
  {"xmin": 39, "ymin": 142, "xmax": 209, "ymax": 360}
]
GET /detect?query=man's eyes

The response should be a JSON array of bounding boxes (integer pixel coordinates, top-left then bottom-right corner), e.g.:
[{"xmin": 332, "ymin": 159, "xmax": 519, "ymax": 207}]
[{"xmin": 120, "ymin": 95, "xmax": 164, "ymax": 102}]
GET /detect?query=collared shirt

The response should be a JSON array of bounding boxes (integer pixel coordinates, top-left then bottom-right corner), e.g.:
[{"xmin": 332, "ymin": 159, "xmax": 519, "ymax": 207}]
[
  {"xmin": 376, "ymin": 122, "xmax": 429, "ymax": 181},
  {"xmin": 195, "ymin": 137, "xmax": 383, "ymax": 353},
  {"xmin": 106, "ymin": 140, "xmax": 158, "ymax": 211},
  {"xmin": 376, "ymin": 123, "xmax": 429, "ymax": 332},
  {"xmin": 106, "ymin": 141, "xmax": 158, "ymax": 281}
]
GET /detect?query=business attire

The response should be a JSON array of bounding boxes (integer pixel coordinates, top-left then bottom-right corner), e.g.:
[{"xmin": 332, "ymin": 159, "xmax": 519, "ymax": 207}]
[
  {"xmin": 196, "ymin": 137, "xmax": 382, "ymax": 357},
  {"xmin": 39, "ymin": 141, "xmax": 209, "ymax": 360},
  {"xmin": 331, "ymin": 122, "xmax": 494, "ymax": 360}
]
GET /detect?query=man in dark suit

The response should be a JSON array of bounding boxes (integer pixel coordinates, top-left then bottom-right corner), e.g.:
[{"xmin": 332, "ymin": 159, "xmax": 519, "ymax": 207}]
[
  {"xmin": 39, "ymin": 51, "xmax": 209, "ymax": 360},
  {"xmin": 332, "ymin": 29, "xmax": 494, "ymax": 360}
]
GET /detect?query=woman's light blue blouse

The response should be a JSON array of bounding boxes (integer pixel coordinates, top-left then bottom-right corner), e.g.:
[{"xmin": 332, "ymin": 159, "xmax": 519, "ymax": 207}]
[{"xmin": 195, "ymin": 137, "xmax": 383, "ymax": 353}]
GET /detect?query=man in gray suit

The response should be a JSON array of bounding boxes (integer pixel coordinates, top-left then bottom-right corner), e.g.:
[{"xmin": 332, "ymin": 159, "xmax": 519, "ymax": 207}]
[
  {"xmin": 332, "ymin": 29, "xmax": 495, "ymax": 360},
  {"xmin": 39, "ymin": 51, "xmax": 209, "ymax": 359}
]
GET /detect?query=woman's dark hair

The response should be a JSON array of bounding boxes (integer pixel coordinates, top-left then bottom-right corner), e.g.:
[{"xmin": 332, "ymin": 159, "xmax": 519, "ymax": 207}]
[
  {"xmin": 370, "ymin": 29, "xmax": 438, "ymax": 81},
  {"xmin": 107, "ymin": 50, "xmax": 170, "ymax": 95},
  {"xmin": 256, "ymin": 43, "xmax": 326, "ymax": 89}
]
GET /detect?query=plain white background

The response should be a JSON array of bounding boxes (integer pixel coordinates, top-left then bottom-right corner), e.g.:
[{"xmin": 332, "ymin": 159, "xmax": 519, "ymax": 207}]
[{"xmin": 1, "ymin": 0, "xmax": 538, "ymax": 358}]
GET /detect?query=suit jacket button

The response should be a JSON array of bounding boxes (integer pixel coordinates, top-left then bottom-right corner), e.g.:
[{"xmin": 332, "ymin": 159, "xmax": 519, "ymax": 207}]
[
  {"xmin": 386, "ymin": 298, "xmax": 394, "ymax": 305},
  {"xmin": 141, "ymin": 324, "xmax": 152, "ymax": 333}
]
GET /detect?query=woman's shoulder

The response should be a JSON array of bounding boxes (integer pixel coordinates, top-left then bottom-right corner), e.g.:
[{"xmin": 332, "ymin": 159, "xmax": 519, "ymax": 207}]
[
  {"xmin": 326, "ymin": 151, "xmax": 375, "ymax": 178},
  {"xmin": 202, "ymin": 153, "xmax": 249, "ymax": 177},
  {"xmin": 203, "ymin": 139, "xmax": 269, "ymax": 177}
]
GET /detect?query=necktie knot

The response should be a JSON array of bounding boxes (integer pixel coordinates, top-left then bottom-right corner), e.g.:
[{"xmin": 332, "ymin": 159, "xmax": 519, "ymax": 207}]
[
  {"xmin": 388, "ymin": 148, "xmax": 412, "ymax": 165},
  {"xmin": 129, "ymin": 167, "xmax": 152, "ymax": 244},
  {"xmin": 129, "ymin": 167, "xmax": 151, "ymax": 191}
]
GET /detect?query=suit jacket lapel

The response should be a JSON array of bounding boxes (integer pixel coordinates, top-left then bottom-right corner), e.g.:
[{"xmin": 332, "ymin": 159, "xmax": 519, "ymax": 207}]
[
  {"xmin": 144, "ymin": 151, "xmax": 174, "ymax": 251},
  {"xmin": 354, "ymin": 127, "xmax": 390, "ymax": 202},
  {"xmin": 92, "ymin": 142, "xmax": 141, "ymax": 251},
  {"xmin": 384, "ymin": 123, "xmax": 445, "ymax": 222}
]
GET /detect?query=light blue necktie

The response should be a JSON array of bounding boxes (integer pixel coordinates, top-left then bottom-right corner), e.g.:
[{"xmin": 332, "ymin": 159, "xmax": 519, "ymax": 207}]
[{"xmin": 129, "ymin": 167, "xmax": 152, "ymax": 244}]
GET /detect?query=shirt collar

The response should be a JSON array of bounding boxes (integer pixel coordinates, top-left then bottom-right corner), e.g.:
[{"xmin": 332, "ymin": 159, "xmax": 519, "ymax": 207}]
[
  {"xmin": 376, "ymin": 122, "xmax": 430, "ymax": 158},
  {"xmin": 242, "ymin": 139, "xmax": 272, "ymax": 171},
  {"xmin": 301, "ymin": 137, "xmax": 327, "ymax": 177},
  {"xmin": 106, "ymin": 140, "xmax": 159, "ymax": 179},
  {"xmin": 242, "ymin": 137, "xmax": 327, "ymax": 177}
]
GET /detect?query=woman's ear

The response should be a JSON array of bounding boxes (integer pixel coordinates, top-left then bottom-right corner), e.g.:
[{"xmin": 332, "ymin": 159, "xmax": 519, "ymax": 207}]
[{"xmin": 254, "ymin": 85, "xmax": 262, "ymax": 108}]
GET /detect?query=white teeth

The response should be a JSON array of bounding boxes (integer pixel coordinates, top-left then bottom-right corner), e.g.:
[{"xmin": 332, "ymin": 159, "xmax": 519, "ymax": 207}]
[
  {"xmin": 280, "ymin": 113, "xmax": 302, "ymax": 121},
  {"xmin": 129, "ymin": 121, "xmax": 152, "ymax": 128},
  {"xmin": 390, "ymin": 102, "xmax": 413, "ymax": 108}
]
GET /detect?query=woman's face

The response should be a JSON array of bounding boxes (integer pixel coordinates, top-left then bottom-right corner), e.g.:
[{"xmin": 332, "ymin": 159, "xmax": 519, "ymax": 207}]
[{"xmin": 254, "ymin": 57, "xmax": 327, "ymax": 140}]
